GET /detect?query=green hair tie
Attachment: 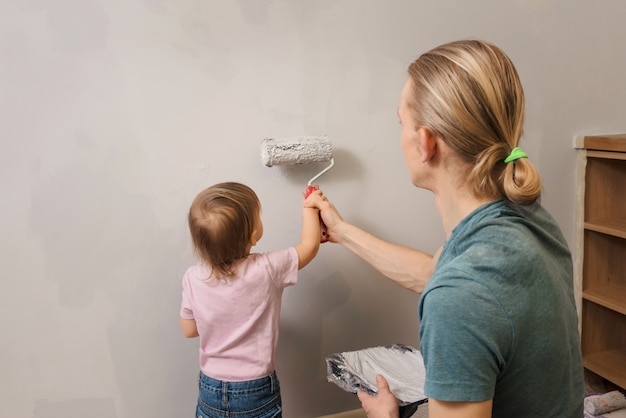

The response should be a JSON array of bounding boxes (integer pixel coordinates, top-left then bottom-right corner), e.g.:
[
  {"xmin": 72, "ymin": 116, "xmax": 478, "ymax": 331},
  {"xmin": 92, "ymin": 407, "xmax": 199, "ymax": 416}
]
[{"xmin": 504, "ymin": 147, "xmax": 528, "ymax": 164}]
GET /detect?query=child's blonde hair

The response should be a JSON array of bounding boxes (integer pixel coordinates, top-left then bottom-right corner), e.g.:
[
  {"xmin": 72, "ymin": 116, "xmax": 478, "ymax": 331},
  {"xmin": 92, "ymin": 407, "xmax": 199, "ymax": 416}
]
[{"xmin": 188, "ymin": 182, "xmax": 261, "ymax": 277}]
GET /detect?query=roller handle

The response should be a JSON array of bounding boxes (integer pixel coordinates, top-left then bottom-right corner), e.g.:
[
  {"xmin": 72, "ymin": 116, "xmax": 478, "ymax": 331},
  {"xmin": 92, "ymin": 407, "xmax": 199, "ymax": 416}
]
[{"xmin": 304, "ymin": 184, "xmax": 329, "ymax": 243}]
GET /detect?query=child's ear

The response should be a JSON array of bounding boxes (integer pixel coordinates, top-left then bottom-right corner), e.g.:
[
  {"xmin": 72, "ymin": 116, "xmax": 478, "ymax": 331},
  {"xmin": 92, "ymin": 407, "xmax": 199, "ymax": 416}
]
[
  {"xmin": 250, "ymin": 229, "xmax": 259, "ymax": 247},
  {"xmin": 418, "ymin": 127, "xmax": 437, "ymax": 162}
]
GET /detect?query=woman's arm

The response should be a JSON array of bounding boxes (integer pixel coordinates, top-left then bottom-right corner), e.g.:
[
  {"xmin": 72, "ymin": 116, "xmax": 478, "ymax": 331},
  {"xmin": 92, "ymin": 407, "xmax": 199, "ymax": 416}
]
[
  {"xmin": 308, "ymin": 195, "xmax": 440, "ymax": 293},
  {"xmin": 333, "ymin": 221, "xmax": 440, "ymax": 293},
  {"xmin": 428, "ymin": 399, "xmax": 493, "ymax": 418},
  {"xmin": 358, "ymin": 375, "xmax": 493, "ymax": 418}
]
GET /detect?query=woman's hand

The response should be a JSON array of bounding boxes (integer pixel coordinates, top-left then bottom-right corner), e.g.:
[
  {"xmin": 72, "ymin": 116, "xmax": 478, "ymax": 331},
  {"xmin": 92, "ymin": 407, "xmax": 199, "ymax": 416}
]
[
  {"xmin": 358, "ymin": 375, "xmax": 399, "ymax": 418},
  {"xmin": 303, "ymin": 189, "xmax": 344, "ymax": 243}
]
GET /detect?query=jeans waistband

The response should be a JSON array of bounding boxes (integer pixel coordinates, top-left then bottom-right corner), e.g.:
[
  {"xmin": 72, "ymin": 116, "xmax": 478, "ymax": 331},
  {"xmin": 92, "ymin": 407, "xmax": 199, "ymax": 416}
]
[{"xmin": 199, "ymin": 371, "xmax": 279, "ymax": 393}]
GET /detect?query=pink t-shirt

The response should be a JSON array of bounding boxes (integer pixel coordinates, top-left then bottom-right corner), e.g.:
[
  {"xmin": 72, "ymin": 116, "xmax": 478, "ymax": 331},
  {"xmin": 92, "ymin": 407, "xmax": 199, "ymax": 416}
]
[{"xmin": 180, "ymin": 247, "xmax": 298, "ymax": 381}]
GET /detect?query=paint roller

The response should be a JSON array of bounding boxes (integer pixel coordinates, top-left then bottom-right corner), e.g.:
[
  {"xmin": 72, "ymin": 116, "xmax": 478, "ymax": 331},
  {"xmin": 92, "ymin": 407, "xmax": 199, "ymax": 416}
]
[{"xmin": 260, "ymin": 135, "xmax": 334, "ymax": 242}]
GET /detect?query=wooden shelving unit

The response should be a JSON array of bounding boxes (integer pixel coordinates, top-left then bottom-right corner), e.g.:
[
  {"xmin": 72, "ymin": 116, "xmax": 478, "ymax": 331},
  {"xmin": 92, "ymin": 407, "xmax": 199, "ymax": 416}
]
[{"xmin": 575, "ymin": 133, "xmax": 626, "ymax": 391}]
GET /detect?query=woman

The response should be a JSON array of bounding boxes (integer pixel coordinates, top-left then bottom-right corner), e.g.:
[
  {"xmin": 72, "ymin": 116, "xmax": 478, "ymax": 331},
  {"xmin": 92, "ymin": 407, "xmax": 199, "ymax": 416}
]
[{"xmin": 309, "ymin": 40, "xmax": 584, "ymax": 417}]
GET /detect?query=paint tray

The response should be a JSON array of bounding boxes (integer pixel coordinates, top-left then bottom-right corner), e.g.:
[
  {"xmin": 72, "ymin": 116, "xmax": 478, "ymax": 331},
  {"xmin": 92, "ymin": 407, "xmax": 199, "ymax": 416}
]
[{"xmin": 326, "ymin": 344, "xmax": 427, "ymax": 417}]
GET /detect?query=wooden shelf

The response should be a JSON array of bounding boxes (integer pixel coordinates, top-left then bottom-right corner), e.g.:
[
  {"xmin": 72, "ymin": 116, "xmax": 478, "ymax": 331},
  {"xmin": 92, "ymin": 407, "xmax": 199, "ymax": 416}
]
[
  {"xmin": 583, "ymin": 347, "xmax": 626, "ymax": 390},
  {"xmin": 576, "ymin": 134, "xmax": 626, "ymax": 153},
  {"xmin": 577, "ymin": 133, "xmax": 626, "ymax": 392},
  {"xmin": 587, "ymin": 150, "xmax": 626, "ymax": 161},
  {"xmin": 584, "ymin": 221, "xmax": 626, "ymax": 239},
  {"xmin": 583, "ymin": 285, "xmax": 626, "ymax": 315}
]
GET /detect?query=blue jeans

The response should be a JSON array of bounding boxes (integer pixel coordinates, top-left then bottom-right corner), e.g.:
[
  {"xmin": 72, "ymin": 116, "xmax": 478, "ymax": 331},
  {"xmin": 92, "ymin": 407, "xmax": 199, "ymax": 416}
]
[{"xmin": 196, "ymin": 371, "xmax": 282, "ymax": 418}]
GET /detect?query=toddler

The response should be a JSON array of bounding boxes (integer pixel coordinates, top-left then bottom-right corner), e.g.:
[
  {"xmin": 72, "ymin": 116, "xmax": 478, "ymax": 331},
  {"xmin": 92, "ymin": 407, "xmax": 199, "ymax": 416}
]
[{"xmin": 180, "ymin": 181, "xmax": 322, "ymax": 417}]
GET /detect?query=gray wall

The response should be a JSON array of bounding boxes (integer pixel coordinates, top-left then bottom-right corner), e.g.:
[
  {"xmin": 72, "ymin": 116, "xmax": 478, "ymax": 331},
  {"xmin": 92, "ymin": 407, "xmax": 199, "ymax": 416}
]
[{"xmin": 2, "ymin": 1, "xmax": 625, "ymax": 417}]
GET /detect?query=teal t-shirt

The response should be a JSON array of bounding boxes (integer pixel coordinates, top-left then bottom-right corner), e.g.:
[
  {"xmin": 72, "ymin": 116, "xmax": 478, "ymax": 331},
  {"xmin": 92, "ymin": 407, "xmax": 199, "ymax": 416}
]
[{"xmin": 418, "ymin": 200, "xmax": 584, "ymax": 417}]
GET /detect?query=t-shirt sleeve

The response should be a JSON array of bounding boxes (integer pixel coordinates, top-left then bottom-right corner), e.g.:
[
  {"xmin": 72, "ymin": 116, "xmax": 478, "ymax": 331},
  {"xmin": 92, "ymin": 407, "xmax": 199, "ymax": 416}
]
[
  {"xmin": 264, "ymin": 247, "xmax": 299, "ymax": 288},
  {"xmin": 179, "ymin": 270, "xmax": 195, "ymax": 320},
  {"xmin": 419, "ymin": 275, "xmax": 512, "ymax": 402}
]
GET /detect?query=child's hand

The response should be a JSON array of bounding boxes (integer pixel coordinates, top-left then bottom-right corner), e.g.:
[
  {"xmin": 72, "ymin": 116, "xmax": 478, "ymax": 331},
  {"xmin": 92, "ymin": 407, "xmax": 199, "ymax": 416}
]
[
  {"xmin": 303, "ymin": 188, "xmax": 326, "ymax": 208},
  {"xmin": 303, "ymin": 189, "xmax": 329, "ymax": 243},
  {"xmin": 303, "ymin": 189, "xmax": 343, "ymax": 244}
]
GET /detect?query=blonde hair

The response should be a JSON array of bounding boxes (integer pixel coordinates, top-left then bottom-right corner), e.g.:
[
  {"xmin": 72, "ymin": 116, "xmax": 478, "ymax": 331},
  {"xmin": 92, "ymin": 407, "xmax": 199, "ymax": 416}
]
[
  {"xmin": 407, "ymin": 39, "xmax": 541, "ymax": 205},
  {"xmin": 188, "ymin": 182, "xmax": 260, "ymax": 277}
]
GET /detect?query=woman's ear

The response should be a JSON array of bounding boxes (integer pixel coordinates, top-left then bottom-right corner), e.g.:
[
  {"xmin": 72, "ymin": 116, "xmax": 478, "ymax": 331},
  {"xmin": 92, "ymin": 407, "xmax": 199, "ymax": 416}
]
[{"xmin": 417, "ymin": 127, "xmax": 437, "ymax": 162}]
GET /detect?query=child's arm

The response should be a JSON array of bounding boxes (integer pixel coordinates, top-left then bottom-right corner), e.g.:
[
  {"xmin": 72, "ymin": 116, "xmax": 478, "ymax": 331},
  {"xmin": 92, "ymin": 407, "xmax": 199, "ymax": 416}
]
[
  {"xmin": 180, "ymin": 317, "xmax": 199, "ymax": 338},
  {"xmin": 294, "ymin": 190, "xmax": 323, "ymax": 269}
]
